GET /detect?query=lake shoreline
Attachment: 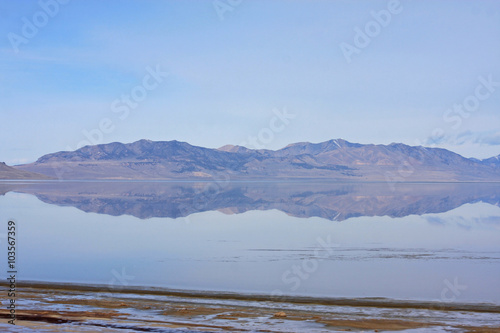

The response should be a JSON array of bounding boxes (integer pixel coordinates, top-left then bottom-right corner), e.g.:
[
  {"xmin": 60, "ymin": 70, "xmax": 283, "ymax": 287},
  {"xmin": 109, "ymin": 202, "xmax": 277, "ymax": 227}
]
[
  {"xmin": 1, "ymin": 281, "xmax": 499, "ymax": 332},
  {"xmin": 2, "ymin": 280, "xmax": 500, "ymax": 313}
]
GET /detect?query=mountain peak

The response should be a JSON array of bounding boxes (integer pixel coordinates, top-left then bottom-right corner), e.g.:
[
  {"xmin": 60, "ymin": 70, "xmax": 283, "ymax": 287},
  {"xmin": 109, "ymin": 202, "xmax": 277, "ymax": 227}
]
[
  {"xmin": 280, "ymin": 139, "xmax": 359, "ymax": 154},
  {"xmin": 217, "ymin": 145, "xmax": 252, "ymax": 153},
  {"xmin": 481, "ymin": 154, "xmax": 500, "ymax": 167}
]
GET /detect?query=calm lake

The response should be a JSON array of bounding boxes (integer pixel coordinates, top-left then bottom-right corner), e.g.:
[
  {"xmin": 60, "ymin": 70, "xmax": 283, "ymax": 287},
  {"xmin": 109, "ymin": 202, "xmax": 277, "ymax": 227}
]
[{"xmin": 1, "ymin": 181, "xmax": 499, "ymax": 305}]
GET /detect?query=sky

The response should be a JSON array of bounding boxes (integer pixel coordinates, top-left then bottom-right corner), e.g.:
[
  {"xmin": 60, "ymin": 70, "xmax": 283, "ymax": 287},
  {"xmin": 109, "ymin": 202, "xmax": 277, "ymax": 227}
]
[{"xmin": 0, "ymin": 0, "xmax": 499, "ymax": 165}]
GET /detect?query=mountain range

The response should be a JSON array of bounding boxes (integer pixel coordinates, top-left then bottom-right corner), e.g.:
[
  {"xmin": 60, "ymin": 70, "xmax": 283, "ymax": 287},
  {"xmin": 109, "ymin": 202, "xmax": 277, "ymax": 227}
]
[{"xmin": 5, "ymin": 139, "xmax": 500, "ymax": 181}]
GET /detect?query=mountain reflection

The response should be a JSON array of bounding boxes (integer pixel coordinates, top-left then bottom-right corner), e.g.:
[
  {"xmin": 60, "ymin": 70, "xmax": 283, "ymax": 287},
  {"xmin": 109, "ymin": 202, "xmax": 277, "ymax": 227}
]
[{"xmin": 1, "ymin": 181, "xmax": 499, "ymax": 221}]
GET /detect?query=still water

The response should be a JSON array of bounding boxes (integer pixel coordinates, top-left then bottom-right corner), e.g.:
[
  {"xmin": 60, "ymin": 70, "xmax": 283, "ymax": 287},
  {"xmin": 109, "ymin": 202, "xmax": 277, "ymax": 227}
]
[{"xmin": 1, "ymin": 181, "xmax": 499, "ymax": 304}]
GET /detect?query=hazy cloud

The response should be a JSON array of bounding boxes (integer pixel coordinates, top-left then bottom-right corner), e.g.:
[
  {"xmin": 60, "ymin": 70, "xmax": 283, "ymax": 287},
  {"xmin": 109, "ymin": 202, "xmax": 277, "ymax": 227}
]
[{"xmin": 426, "ymin": 130, "xmax": 500, "ymax": 147}]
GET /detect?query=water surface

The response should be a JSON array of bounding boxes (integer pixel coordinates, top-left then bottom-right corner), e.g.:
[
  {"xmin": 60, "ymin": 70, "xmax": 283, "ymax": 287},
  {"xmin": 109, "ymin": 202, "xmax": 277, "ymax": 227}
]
[{"xmin": 1, "ymin": 181, "xmax": 499, "ymax": 305}]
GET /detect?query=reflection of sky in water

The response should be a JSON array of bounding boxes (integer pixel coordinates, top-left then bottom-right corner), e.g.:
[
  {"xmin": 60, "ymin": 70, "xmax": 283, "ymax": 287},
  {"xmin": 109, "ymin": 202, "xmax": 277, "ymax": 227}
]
[
  {"xmin": 425, "ymin": 202, "xmax": 500, "ymax": 229},
  {"xmin": 1, "ymin": 190, "xmax": 499, "ymax": 304}
]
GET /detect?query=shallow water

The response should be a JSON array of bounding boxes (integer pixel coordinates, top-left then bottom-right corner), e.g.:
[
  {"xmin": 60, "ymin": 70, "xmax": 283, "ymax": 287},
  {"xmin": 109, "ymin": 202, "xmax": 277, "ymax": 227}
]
[
  {"xmin": 1, "ymin": 181, "xmax": 499, "ymax": 305},
  {"xmin": 1, "ymin": 283, "xmax": 499, "ymax": 332}
]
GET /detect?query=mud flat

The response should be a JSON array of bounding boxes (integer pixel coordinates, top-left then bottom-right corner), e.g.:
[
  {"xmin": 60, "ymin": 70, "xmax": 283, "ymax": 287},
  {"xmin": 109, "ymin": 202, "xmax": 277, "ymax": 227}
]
[{"xmin": 1, "ymin": 281, "xmax": 500, "ymax": 332}]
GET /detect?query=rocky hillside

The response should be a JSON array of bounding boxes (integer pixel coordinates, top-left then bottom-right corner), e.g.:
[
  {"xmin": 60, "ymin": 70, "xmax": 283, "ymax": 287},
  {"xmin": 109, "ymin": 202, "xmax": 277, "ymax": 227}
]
[{"xmin": 0, "ymin": 162, "xmax": 53, "ymax": 180}]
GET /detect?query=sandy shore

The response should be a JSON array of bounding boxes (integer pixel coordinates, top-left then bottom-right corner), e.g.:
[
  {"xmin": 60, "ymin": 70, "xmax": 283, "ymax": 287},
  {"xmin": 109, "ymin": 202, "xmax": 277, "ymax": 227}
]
[{"xmin": 1, "ymin": 281, "xmax": 500, "ymax": 332}]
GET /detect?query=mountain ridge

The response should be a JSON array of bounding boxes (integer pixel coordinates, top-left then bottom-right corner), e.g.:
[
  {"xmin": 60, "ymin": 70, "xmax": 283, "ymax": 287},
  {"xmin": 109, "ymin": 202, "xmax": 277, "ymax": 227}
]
[{"xmin": 10, "ymin": 139, "xmax": 500, "ymax": 181}]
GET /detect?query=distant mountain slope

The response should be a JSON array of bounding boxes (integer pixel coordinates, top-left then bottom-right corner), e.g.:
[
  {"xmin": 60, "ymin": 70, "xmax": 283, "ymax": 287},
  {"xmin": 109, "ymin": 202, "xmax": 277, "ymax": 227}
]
[
  {"xmin": 481, "ymin": 155, "xmax": 500, "ymax": 168},
  {"xmin": 12, "ymin": 139, "xmax": 500, "ymax": 181},
  {"xmin": 0, "ymin": 162, "xmax": 53, "ymax": 180}
]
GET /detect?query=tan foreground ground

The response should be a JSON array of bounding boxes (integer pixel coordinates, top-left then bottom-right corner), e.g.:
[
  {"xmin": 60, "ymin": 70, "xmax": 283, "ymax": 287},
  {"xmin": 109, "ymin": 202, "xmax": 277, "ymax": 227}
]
[{"xmin": 1, "ymin": 282, "xmax": 499, "ymax": 332}]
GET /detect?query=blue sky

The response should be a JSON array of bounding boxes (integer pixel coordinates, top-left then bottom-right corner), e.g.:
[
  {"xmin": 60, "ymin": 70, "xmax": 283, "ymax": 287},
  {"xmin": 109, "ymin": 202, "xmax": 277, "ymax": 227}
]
[{"xmin": 1, "ymin": 0, "xmax": 499, "ymax": 164}]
